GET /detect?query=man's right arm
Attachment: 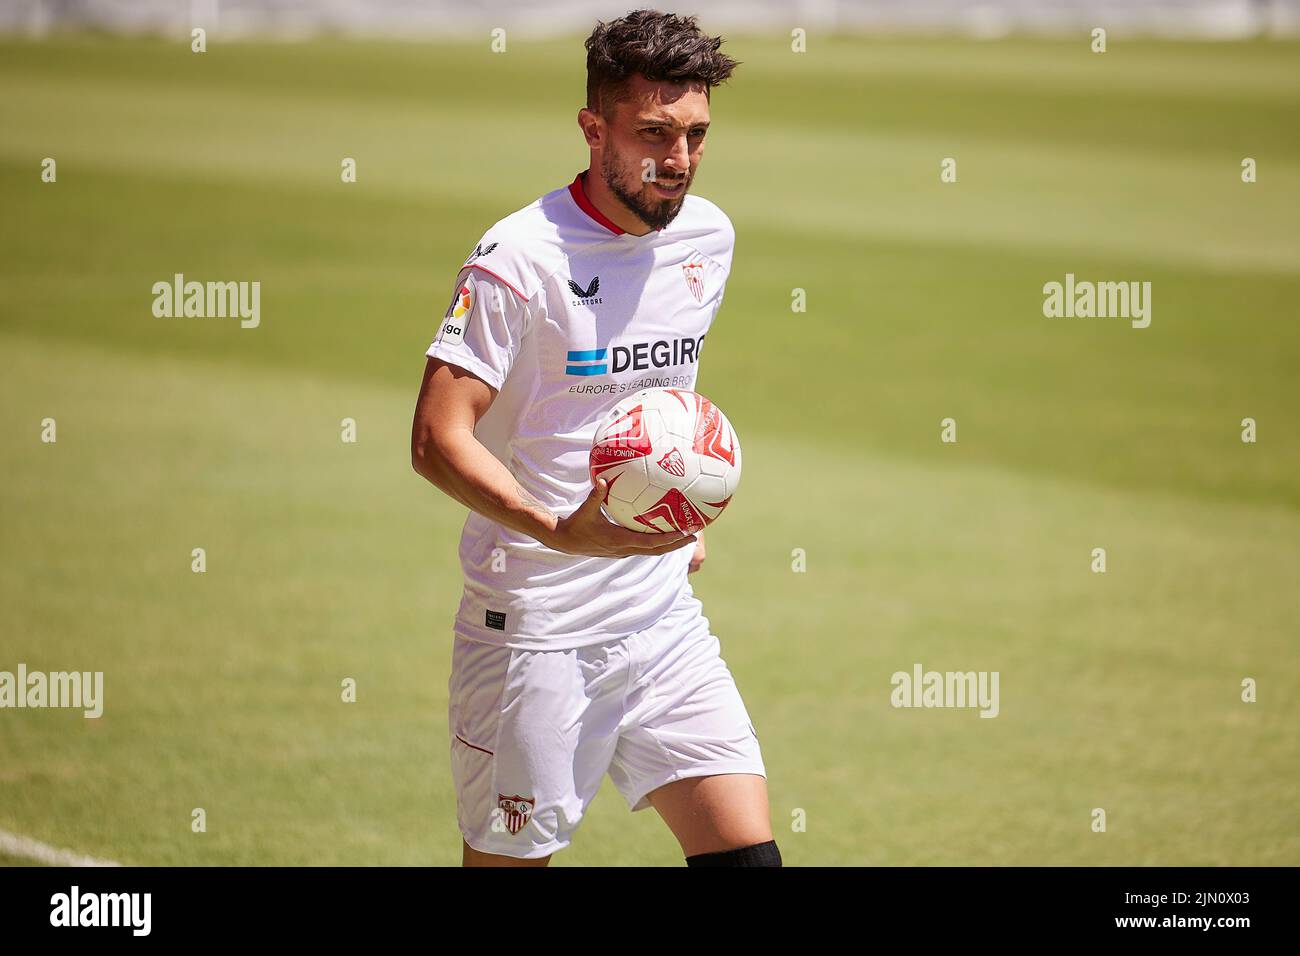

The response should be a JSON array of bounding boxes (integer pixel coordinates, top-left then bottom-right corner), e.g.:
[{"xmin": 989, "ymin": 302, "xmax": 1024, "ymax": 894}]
[
  {"xmin": 410, "ymin": 355, "xmax": 558, "ymax": 542},
  {"xmin": 410, "ymin": 355, "xmax": 700, "ymax": 559}
]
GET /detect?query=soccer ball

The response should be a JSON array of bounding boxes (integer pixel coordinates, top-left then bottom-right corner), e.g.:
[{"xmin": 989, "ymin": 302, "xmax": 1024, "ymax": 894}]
[{"xmin": 589, "ymin": 387, "xmax": 742, "ymax": 534}]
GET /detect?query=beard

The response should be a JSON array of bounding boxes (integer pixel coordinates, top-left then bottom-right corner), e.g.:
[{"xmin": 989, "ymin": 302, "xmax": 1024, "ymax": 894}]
[{"xmin": 600, "ymin": 149, "xmax": 692, "ymax": 232}]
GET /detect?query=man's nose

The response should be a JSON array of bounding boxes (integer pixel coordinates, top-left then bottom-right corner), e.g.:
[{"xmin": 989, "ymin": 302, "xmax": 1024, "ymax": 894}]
[{"xmin": 662, "ymin": 135, "xmax": 690, "ymax": 175}]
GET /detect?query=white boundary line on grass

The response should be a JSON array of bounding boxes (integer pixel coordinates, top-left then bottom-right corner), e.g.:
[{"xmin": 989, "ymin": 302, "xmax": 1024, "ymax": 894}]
[{"xmin": 0, "ymin": 828, "xmax": 121, "ymax": 867}]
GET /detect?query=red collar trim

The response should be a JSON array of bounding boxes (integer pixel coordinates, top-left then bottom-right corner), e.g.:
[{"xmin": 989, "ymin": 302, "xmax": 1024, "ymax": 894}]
[{"xmin": 568, "ymin": 171, "xmax": 626, "ymax": 236}]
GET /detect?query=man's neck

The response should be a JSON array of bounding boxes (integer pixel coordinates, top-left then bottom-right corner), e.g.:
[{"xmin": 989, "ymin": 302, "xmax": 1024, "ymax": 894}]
[{"xmin": 581, "ymin": 167, "xmax": 655, "ymax": 236}]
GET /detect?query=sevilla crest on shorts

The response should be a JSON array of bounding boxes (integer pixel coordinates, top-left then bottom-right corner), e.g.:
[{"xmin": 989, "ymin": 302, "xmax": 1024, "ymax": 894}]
[
  {"xmin": 497, "ymin": 793, "xmax": 535, "ymax": 835},
  {"xmin": 682, "ymin": 262, "xmax": 705, "ymax": 303}
]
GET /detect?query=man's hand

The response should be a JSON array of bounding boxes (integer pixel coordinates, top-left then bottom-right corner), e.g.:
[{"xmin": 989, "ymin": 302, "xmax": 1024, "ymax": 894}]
[
  {"xmin": 688, "ymin": 532, "xmax": 706, "ymax": 574},
  {"xmin": 544, "ymin": 477, "xmax": 699, "ymax": 559}
]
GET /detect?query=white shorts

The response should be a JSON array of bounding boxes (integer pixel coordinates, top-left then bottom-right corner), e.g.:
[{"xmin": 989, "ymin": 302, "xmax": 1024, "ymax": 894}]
[{"xmin": 447, "ymin": 588, "xmax": 766, "ymax": 859}]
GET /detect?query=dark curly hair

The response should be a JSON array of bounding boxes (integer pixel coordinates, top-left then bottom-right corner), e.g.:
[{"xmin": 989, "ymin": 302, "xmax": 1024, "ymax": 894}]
[{"xmin": 584, "ymin": 10, "xmax": 740, "ymax": 118}]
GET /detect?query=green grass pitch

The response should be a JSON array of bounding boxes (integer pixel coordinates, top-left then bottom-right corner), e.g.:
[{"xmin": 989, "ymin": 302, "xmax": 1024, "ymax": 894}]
[{"xmin": 0, "ymin": 33, "xmax": 1297, "ymax": 865}]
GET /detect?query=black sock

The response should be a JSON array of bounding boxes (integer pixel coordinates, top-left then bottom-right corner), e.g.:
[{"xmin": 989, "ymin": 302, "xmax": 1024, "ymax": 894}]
[{"xmin": 685, "ymin": 840, "xmax": 782, "ymax": 867}]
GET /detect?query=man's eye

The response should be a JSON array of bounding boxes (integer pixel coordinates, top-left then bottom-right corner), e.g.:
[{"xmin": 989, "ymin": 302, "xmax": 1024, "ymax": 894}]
[
  {"xmin": 642, "ymin": 127, "xmax": 662, "ymax": 135},
  {"xmin": 690, "ymin": 129, "xmax": 707, "ymax": 137}
]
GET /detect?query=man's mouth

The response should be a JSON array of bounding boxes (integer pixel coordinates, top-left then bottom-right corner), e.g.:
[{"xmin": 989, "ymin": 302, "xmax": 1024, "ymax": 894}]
[{"xmin": 649, "ymin": 179, "xmax": 686, "ymax": 199}]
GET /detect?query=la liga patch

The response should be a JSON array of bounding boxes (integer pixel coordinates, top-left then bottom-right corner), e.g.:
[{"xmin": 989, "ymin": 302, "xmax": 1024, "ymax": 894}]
[{"xmin": 439, "ymin": 279, "xmax": 474, "ymax": 345}]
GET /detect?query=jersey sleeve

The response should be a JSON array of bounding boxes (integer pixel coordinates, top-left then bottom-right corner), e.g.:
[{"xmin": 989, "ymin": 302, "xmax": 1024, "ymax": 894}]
[
  {"xmin": 426, "ymin": 266, "xmax": 530, "ymax": 392},
  {"xmin": 715, "ymin": 209, "xmax": 736, "ymax": 277}
]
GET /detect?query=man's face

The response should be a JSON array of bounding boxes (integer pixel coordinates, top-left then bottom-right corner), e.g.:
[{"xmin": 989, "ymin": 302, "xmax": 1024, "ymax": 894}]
[{"xmin": 594, "ymin": 75, "xmax": 711, "ymax": 231}]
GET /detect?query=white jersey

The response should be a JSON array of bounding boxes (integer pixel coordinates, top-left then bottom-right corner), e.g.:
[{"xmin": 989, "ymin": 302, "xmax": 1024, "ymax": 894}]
[{"xmin": 426, "ymin": 171, "xmax": 735, "ymax": 650}]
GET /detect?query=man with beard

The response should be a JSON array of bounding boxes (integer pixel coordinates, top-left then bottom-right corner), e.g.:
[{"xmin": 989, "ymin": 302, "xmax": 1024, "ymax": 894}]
[{"xmin": 410, "ymin": 10, "xmax": 778, "ymax": 868}]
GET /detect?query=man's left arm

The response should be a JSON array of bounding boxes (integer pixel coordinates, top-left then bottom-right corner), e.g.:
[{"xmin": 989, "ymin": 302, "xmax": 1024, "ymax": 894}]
[{"xmin": 688, "ymin": 531, "xmax": 706, "ymax": 574}]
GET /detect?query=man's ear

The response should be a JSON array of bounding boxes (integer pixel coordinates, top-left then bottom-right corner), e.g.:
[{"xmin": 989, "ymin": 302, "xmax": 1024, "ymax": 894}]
[{"xmin": 577, "ymin": 107, "xmax": 604, "ymax": 149}]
